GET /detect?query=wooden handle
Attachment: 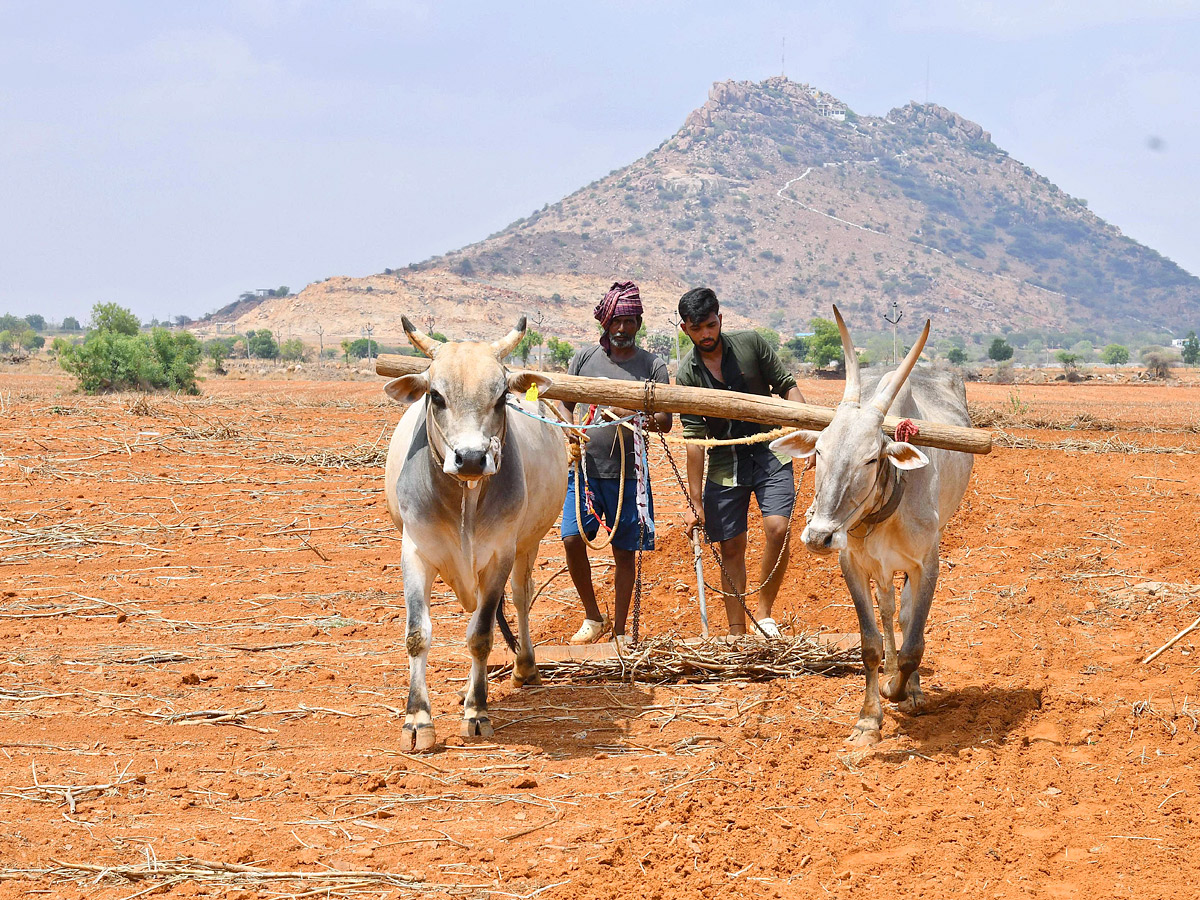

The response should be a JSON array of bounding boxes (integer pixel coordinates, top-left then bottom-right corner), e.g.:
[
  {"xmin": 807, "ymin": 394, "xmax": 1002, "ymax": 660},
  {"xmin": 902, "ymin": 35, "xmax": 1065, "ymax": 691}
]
[{"xmin": 375, "ymin": 354, "xmax": 992, "ymax": 455}]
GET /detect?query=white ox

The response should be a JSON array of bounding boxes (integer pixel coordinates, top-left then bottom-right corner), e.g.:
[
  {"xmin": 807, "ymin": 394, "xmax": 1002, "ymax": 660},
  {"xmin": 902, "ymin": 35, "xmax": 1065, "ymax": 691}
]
[
  {"xmin": 772, "ymin": 307, "xmax": 973, "ymax": 746},
  {"xmin": 383, "ymin": 317, "xmax": 567, "ymax": 751}
]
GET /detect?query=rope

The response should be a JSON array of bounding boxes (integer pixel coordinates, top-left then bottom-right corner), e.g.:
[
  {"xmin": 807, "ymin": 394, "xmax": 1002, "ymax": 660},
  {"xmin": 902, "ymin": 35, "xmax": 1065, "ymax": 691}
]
[{"xmin": 570, "ymin": 406, "xmax": 627, "ymax": 553}]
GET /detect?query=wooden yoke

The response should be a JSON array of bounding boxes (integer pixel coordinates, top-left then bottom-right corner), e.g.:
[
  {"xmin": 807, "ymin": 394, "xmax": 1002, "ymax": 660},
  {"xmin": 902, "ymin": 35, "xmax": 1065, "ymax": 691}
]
[{"xmin": 375, "ymin": 354, "xmax": 992, "ymax": 455}]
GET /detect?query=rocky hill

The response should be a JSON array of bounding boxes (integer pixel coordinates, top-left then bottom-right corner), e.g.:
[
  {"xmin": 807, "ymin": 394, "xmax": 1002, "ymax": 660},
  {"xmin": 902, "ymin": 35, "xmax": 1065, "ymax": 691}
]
[{"xmin": 218, "ymin": 77, "xmax": 1200, "ymax": 347}]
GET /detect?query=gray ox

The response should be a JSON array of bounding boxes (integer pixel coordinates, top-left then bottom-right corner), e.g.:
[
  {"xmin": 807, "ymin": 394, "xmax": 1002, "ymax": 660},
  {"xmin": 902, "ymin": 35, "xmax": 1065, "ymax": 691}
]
[
  {"xmin": 771, "ymin": 307, "xmax": 973, "ymax": 746},
  {"xmin": 383, "ymin": 317, "xmax": 567, "ymax": 751}
]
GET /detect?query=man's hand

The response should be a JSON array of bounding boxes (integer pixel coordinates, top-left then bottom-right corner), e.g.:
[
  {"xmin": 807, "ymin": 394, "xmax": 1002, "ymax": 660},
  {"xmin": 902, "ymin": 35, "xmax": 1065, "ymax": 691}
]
[
  {"xmin": 683, "ymin": 504, "xmax": 704, "ymax": 536},
  {"xmin": 567, "ymin": 436, "xmax": 583, "ymax": 466}
]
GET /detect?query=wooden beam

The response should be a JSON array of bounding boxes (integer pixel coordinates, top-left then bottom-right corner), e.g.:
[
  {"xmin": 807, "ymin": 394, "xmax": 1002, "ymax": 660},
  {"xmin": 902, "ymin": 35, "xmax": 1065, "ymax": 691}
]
[{"xmin": 375, "ymin": 354, "xmax": 992, "ymax": 455}]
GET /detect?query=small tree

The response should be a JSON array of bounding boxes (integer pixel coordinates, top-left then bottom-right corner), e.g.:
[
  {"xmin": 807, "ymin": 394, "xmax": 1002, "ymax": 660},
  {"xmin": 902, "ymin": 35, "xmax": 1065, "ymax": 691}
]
[
  {"xmin": 61, "ymin": 316, "xmax": 81, "ymax": 331},
  {"xmin": 515, "ymin": 329, "xmax": 543, "ymax": 366},
  {"xmin": 19, "ymin": 329, "xmax": 44, "ymax": 351},
  {"xmin": 946, "ymin": 347, "xmax": 968, "ymax": 365},
  {"xmin": 89, "ymin": 302, "xmax": 141, "ymax": 336},
  {"xmin": 343, "ymin": 338, "xmax": 379, "ymax": 360},
  {"xmin": 988, "ymin": 338, "xmax": 1014, "ymax": 362},
  {"xmin": 206, "ymin": 339, "xmax": 229, "ymax": 372},
  {"xmin": 1140, "ymin": 346, "xmax": 1179, "ymax": 379},
  {"xmin": 1181, "ymin": 331, "xmax": 1200, "ymax": 366},
  {"xmin": 1101, "ymin": 343, "xmax": 1130, "ymax": 365},
  {"xmin": 0, "ymin": 330, "xmax": 13, "ymax": 353},
  {"xmin": 806, "ymin": 317, "xmax": 844, "ymax": 369},
  {"xmin": 754, "ymin": 326, "xmax": 782, "ymax": 351},
  {"xmin": 24, "ymin": 314, "xmax": 46, "ymax": 332},
  {"xmin": 1055, "ymin": 350, "xmax": 1080, "ymax": 380},
  {"xmin": 280, "ymin": 338, "xmax": 306, "ymax": 362},
  {"xmin": 645, "ymin": 333, "xmax": 673, "ymax": 360},
  {"xmin": 546, "ymin": 337, "xmax": 574, "ymax": 369},
  {"xmin": 246, "ymin": 329, "xmax": 279, "ymax": 359}
]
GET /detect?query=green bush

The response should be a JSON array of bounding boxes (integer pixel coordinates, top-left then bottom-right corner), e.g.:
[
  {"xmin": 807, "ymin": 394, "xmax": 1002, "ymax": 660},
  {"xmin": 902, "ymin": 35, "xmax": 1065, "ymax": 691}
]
[
  {"xmin": 61, "ymin": 327, "xmax": 201, "ymax": 394},
  {"xmin": 343, "ymin": 338, "xmax": 379, "ymax": 360},
  {"xmin": 946, "ymin": 347, "xmax": 968, "ymax": 365},
  {"xmin": 1101, "ymin": 343, "xmax": 1129, "ymax": 365},
  {"xmin": 246, "ymin": 329, "xmax": 279, "ymax": 359},
  {"xmin": 280, "ymin": 338, "xmax": 306, "ymax": 362}
]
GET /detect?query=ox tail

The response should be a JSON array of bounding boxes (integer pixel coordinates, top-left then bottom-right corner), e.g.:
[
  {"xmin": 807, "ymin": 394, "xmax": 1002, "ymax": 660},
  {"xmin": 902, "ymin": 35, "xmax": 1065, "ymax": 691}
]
[{"xmin": 495, "ymin": 594, "xmax": 518, "ymax": 653}]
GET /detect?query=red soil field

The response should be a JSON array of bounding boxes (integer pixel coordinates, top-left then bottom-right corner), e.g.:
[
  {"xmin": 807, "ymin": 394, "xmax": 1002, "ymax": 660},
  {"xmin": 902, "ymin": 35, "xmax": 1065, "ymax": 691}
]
[{"xmin": 0, "ymin": 372, "xmax": 1196, "ymax": 899}]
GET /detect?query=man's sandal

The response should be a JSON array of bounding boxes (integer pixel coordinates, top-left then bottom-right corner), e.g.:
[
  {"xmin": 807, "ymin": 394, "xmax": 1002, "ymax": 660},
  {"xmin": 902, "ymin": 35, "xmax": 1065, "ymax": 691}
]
[{"xmin": 570, "ymin": 614, "xmax": 612, "ymax": 645}]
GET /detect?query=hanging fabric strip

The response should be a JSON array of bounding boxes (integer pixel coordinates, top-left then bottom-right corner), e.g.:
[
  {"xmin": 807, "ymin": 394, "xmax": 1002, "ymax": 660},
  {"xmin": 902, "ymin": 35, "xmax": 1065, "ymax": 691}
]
[{"xmin": 632, "ymin": 414, "xmax": 651, "ymax": 531}]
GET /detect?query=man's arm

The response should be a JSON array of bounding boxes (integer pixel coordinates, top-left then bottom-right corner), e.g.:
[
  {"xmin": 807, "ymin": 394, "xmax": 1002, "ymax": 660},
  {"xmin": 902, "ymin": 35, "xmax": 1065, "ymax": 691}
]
[
  {"xmin": 784, "ymin": 385, "xmax": 805, "ymax": 404},
  {"xmin": 683, "ymin": 444, "xmax": 706, "ymax": 533},
  {"xmin": 756, "ymin": 333, "xmax": 800, "ymax": 399}
]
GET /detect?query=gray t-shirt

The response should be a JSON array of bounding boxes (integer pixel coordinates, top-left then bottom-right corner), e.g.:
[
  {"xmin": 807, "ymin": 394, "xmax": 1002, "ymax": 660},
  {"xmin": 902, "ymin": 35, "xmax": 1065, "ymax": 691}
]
[{"xmin": 568, "ymin": 344, "xmax": 670, "ymax": 480}]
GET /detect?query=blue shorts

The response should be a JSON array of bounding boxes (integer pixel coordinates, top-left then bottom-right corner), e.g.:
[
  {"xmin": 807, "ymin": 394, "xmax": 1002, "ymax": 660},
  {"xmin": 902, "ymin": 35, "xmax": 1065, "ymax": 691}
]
[{"xmin": 561, "ymin": 473, "xmax": 655, "ymax": 552}]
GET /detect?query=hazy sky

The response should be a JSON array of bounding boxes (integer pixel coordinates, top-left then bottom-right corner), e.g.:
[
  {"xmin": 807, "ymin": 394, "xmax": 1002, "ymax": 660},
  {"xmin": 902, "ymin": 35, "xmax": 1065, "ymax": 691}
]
[{"xmin": 2, "ymin": 1, "xmax": 1197, "ymax": 323}]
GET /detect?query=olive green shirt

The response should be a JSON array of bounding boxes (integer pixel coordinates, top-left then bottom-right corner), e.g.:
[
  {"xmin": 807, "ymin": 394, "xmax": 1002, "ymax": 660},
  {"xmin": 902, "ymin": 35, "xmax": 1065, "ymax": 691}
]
[{"xmin": 676, "ymin": 330, "xmax": 798, "ymax": 487}]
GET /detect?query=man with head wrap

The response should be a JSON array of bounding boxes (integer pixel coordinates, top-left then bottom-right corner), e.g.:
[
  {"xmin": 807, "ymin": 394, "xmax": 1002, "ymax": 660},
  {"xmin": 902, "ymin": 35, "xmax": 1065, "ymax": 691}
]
[{"xmin": 559, "ymin": 282, "xmax": 672, "ymax": 645}]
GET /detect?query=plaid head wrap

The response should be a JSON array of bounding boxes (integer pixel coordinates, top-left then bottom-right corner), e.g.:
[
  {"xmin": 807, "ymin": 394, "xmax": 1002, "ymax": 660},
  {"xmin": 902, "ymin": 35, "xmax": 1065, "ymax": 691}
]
[{"xmin": 594, "ymin": 281, "xmax": 643, "ymax": 353}]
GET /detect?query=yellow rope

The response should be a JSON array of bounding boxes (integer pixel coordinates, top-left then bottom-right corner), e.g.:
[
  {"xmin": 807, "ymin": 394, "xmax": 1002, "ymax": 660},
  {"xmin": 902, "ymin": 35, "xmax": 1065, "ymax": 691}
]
[{"xmin": 616, "ymin": 420, "xmax": 797, "ymax": 447}]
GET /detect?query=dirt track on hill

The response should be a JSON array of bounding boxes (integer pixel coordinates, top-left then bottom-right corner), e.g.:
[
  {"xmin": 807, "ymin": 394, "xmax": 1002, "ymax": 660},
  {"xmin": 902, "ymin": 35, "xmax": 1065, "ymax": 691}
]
[{"xmin": 0, "ymin": 373, "xmax": 1197, "ymax": 899}]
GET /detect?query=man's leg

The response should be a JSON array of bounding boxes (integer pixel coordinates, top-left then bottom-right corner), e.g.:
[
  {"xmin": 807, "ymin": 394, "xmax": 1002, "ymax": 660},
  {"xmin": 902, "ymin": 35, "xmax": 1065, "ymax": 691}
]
[
  {"xmin": 563, "ymin": 535, "xmax": 602, "ymax": 623},
  {"xmin": 757, "ymin": 515, "xmax": 791, "ymax": 621},
  {"xmin": 754, "ymin": 459, "xmax": 797, "ymax": 623},
  {"xmin": 611, "ymin": 547, "xmax": 635, "ymax": 636},
  {"xmin": 704, "ymin": 481, "xmax": 753, "ymax": 635},
  {"xmin": 562, "ymin": 474, "xmax": 605, "ymax": 632},
  {"xmin": 718, "ymin": 532, "xmax": 750, "ymax": 634}
]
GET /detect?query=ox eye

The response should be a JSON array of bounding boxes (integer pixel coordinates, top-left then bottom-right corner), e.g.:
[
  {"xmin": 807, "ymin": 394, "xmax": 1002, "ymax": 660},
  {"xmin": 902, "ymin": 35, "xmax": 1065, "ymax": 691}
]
[
  {"xmin": 429, "ymin": 390, "xmax": 446, "ymax": 409},
  {"xmin": 864, "ymin": 458, "xmax": 878, "ymax": 466}
]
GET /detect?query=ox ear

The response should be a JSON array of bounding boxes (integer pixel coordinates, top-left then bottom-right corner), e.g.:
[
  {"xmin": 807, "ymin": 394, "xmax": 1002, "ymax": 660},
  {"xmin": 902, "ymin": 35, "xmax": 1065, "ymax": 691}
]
[
  {"xmin": 883, "ymin": 439, "xmax": 929, "ymax": 470},
  {"xmin": 769, "ymin": 429, "xmax": 820, "ymax": 459},
  {"xmin": 507, "ymin": 370, "xmax": 554, "ymax": 396},
  {"xmin": 384, "ymin": 374, "xmax": 429, "ymax": 404}
]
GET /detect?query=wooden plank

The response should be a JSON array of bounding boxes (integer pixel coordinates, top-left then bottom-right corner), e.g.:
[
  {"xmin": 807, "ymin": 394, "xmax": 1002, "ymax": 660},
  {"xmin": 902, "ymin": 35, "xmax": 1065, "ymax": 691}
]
[
  {"xmin": 374, "ymin": 354, "xmax": 992, "ymax": 455},
  {"xmin": 482, "ymin": 632, "xmax": 861, "ymax": 668}
]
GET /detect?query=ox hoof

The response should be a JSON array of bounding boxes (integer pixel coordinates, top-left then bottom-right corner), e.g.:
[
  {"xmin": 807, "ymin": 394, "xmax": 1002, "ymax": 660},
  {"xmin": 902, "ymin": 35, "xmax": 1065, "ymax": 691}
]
[
  {"xmin": 898, "ymin": 689, "xmax": 927, "ymax": 716},
  {"xmin": 881, "ymin": 674, "xmax": 910, "ymax": 703},
  {"xmin": 401, "ymin": 723, "xmax": 437, "ymax": 752},
  {"xmin": 511, "ymin": 666, "xmax": 542, "ymax": 688},
  {"xmin": 847, "ymin": 724, "xmax": 882, "ymax": 747},
  {"xmin": 461, "ymin": 716, "xmax": 495, "ymax": 739}
]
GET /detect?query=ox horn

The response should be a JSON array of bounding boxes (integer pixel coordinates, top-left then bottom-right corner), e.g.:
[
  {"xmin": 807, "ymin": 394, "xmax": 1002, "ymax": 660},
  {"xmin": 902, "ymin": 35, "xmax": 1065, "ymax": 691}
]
[
  {"xmin": 490, "ymin": 316, "xmax": 527, "ymax": 360},
  {"xmin": 833, "ymin": 305, "xmax": 860, "ymax": 404},
  {"xmin": 401, "ymin": 315, "xmax": 443, "ymax": 359},
  {"xmin": 871, "ymin": 318, "xmax": 931, "ymax": 414}
]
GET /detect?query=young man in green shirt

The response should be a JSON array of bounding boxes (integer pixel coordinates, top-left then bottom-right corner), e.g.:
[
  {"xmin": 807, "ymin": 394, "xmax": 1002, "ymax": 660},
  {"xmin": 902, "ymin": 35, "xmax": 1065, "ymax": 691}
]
[{"xmin": 676, "ymin": 287, "xmax": 805, "ymax": 637}]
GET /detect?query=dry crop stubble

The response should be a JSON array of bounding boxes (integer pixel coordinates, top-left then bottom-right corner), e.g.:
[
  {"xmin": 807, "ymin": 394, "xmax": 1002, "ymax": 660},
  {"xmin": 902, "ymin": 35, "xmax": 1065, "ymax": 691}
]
[{"xmin": 0, "ymin": 372, "xmax": 1196, "ymax": 899}]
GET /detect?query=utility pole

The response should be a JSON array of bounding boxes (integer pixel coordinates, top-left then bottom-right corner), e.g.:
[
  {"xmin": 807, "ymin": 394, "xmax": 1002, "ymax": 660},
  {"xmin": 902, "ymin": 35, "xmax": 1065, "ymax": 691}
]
[
  {"xmin": 364, "ymin": 321, "xmax": 375, "ymax": 370},
  {"xmin": 667, "ymin": 314, "xmax": 682, "ymax": 365},
  {"xmin": 781, "ymin": 37, "xmax": 786, "ymax": 78},
  {"xmin": 533, "ymin": 309, "xmax": 545, "ymax": 371},
  {"xmin": 315, "ymin": 323, "xmax": 324, "ymax": 369},
  {"xmin": 882, "ymin": 300, "xmax": 903, "ymax": 365}
]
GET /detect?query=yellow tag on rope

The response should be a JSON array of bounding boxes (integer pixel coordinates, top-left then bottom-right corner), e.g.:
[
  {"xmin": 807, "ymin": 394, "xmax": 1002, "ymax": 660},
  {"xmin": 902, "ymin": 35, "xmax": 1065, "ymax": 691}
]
[{"xmin": 525, "ymin": 383, "xmax": 539, "ymax": 403}]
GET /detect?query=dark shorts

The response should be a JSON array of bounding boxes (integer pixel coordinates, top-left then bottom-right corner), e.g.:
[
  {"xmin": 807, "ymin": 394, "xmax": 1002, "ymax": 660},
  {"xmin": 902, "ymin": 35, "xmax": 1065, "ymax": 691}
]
[
  {"xmin": 561, "ymin": 473, "xmax": 655, "ymax": 552},
  {"xmin": 703, "ymin": 459, "xmax": 795, "ymax": 542}
]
